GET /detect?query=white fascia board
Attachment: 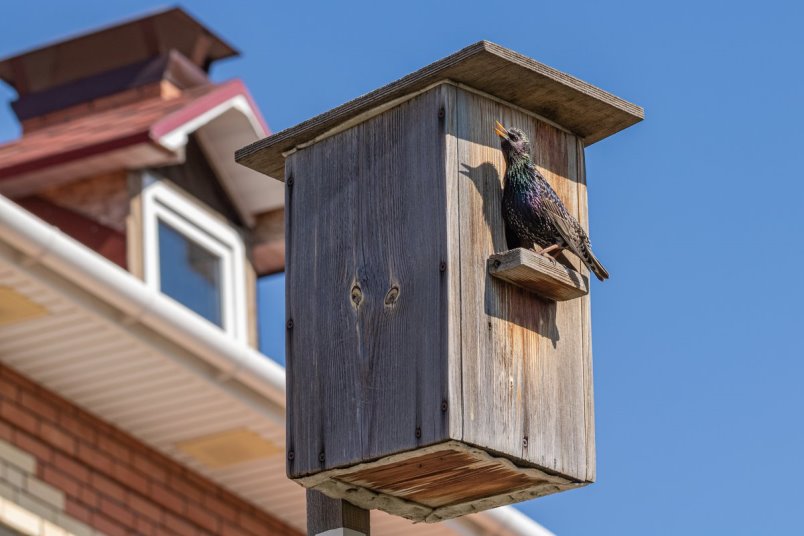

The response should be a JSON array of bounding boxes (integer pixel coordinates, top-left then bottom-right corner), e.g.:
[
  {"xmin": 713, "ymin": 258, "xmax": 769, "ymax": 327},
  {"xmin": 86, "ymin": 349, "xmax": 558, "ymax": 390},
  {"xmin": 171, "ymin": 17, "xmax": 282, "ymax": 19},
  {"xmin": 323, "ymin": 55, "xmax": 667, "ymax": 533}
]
[{"xmin": 157, "ymin": 95, "xmax": 265, "ymax": 152}]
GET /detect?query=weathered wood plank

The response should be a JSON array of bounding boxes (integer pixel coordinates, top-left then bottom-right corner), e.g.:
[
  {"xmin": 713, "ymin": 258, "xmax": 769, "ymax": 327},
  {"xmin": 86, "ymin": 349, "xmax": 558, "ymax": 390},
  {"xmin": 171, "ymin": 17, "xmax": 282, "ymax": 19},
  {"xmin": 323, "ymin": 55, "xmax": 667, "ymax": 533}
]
[
  {"xmin": 299, "ymin": 441, "xmax": 581, "ymax": 524},
  {"xmin": 575, "ymin": 139, "xmax": 597, "ymax": 482},
  {"xmin": 453, "ymin": 87, "xmax": 590, "ymax": 480},
  {"xmin": 442, "ymin": 84, "xmax": 463, "ymax": 442},
  {"xmin": 306, "ymin": 489, "xmax": 370, "ymax": 536},
  {"xmin": 285, "ymin": 89, "xmax": 450, "ymax": 479},
  {"xmin": 488, "ymin": 248, "xmax": 589, "ymax": 301},
  {"xmin": 235, "ymin": 41, "xmax": 644, "ymax": 179}
]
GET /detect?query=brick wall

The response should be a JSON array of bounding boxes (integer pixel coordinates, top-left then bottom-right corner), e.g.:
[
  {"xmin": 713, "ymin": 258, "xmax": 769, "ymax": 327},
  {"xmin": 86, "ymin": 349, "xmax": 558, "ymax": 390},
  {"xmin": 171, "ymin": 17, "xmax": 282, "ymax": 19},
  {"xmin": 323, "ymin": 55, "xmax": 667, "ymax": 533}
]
[{"xmin": 0, "ymin": 364, "xmax": 300, "ymax": 536}]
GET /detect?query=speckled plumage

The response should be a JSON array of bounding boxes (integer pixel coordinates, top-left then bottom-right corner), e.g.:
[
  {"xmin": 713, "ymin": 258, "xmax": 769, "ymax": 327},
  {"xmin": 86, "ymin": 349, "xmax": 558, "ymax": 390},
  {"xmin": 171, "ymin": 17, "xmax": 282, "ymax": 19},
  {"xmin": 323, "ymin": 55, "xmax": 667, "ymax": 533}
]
[{"xmin": 497, "ymin": 124, "xmax": 609, "ymax": 281}]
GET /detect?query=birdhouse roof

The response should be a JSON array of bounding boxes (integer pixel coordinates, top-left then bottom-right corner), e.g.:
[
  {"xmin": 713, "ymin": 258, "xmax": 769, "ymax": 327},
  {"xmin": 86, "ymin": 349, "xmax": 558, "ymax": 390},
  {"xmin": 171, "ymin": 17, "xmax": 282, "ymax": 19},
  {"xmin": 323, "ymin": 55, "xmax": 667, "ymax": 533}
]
[{"xmin": 236, "ymin": 41, "xmax": 644, "ymax": 180}]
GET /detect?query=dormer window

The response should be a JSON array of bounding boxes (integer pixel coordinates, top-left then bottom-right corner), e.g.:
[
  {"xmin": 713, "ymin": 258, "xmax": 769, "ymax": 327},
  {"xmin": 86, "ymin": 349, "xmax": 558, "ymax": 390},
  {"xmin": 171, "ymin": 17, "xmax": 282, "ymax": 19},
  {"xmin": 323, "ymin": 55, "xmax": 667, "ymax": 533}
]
[{"xmin": 141, "ymin": 176, "xmax": 247, "ymax": 342}]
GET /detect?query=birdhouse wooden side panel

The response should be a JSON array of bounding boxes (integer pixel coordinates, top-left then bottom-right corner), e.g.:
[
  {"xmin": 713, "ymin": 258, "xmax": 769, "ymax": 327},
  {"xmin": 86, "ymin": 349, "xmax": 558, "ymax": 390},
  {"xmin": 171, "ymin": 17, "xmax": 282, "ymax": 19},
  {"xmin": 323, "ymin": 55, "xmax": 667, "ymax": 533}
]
[
  {"xmin": 284, "ymin": 86, "xmax": 454, "ymax": 479},
  {"xmin": 448, "ymin": 87, "xmax": 595, "ymax": 482}
]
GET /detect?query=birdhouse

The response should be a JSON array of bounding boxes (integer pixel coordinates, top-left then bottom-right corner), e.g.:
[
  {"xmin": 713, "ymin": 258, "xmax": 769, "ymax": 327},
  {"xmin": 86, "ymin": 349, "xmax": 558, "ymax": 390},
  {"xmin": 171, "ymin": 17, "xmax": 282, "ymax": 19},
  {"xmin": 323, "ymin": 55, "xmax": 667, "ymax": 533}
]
[{"xmin": 236, "ymin": 42, "xmax": 642, "ymax": 523}]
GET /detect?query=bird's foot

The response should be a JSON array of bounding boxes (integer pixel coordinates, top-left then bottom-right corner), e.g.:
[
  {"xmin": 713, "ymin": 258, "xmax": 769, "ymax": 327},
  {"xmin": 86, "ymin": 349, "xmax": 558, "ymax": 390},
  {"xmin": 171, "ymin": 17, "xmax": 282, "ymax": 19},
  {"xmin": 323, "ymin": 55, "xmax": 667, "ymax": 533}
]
[{"xmin": 537, "ymin": 244, "xmax": 562, "ymax": 259}]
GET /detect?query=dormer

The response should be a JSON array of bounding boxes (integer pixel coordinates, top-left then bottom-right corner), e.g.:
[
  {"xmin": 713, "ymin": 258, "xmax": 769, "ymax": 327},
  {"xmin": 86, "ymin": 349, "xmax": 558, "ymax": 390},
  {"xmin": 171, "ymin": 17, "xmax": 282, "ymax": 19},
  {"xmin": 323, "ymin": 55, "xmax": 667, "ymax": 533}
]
[{"xmin": 0, "ymin": 8, "xmax": 284, "ymax": 348}]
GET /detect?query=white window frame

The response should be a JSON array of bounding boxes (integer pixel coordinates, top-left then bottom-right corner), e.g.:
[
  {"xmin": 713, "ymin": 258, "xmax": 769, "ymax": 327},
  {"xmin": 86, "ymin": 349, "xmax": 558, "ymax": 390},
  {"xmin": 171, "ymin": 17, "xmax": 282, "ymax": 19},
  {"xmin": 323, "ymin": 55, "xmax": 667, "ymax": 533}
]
[{"xmin": 141, "ymin": 174, "xmax": 247, "ymax": 342}]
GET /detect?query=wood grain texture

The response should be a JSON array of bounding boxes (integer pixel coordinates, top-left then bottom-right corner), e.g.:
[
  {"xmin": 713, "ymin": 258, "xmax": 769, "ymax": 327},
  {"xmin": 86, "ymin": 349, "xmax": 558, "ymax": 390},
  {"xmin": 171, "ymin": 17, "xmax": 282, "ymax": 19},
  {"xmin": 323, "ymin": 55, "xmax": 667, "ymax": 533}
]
[
  {"xmin": 285, "ymin": 87, "xmax": 451, "ymax": 479},
  {"xmin": 299, "ymin": 441, "xmax": 579, "ymax": 523},
  {"xmin": 284, "ymin": 84, "xmax": 597, "ymax": 517},
  {"xmin": 488, "ymin": 248, "xmax": 589, "ymax": 301},
  {"xmin": 306, "ymin": 490, "xmax": 370, "ymax": 536},
  {"xmin": 235, "ymin": 41, "xmax": 643, "ymax": 179},
  {"xmin": 453, "ymin": 87, "xmax": 591, "ymax": 481}
]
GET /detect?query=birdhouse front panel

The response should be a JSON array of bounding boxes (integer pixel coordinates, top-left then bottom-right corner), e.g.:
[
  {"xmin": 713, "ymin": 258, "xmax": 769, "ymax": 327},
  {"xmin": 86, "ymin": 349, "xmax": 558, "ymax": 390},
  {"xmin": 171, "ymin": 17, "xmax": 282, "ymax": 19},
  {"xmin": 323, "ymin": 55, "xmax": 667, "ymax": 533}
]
[
  {"xmin": 449, "ymin": 86, "xmax": 594, "ymax": 483},
  {"xmin": 284, "ymin": 86, "xmax": 454, "ymax": 479}
]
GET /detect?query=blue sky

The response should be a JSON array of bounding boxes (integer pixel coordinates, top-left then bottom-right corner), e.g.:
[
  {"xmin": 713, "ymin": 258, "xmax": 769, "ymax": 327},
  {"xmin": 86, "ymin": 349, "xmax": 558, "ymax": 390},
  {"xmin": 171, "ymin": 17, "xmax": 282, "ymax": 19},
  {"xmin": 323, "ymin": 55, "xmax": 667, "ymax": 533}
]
[{"xmin": 2, "ymin": 2, "xmax": 803, "ymax": 534}]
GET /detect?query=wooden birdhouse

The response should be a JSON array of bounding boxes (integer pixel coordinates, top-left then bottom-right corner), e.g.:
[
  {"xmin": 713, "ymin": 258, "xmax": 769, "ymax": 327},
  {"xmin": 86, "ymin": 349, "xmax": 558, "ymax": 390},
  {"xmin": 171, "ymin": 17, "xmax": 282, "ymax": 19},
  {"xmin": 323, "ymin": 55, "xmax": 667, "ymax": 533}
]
[{"xmin": 236, "ymin": 42, "xmax": 642, "ymax": 523}]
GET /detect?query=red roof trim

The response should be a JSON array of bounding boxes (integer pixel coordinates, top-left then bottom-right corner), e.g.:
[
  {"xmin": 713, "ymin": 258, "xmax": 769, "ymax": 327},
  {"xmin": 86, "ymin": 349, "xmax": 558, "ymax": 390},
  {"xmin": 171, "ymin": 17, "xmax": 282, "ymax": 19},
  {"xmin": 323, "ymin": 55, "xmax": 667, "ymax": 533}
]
[
  {"xmin": 0, "ymin": 80, "xmax": 269, "ymax": 182},
  {"xmin": 150, "ymin": 79, "xmax": 270, "ymax": 139},
  {"xmin": 0, "ymin": 131, "xmax": 153, "ymax": 180}
]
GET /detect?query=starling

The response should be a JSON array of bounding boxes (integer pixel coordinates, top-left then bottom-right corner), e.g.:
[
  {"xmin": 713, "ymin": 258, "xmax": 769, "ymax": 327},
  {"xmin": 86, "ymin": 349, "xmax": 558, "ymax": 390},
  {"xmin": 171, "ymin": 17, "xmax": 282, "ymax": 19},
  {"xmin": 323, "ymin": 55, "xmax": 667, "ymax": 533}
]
[{"xmin": 495, "ymin": 121, "xmax": 609, "ymax": 281}]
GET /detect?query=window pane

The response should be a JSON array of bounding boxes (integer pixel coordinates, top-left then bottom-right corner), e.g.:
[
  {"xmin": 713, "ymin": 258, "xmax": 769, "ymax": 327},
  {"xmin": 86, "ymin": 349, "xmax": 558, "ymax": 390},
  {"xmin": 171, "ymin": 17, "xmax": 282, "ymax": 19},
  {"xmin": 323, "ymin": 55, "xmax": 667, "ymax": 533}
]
[{"xmin": 158, "ymin": 220, "xmax": 223, "ymax": 327}]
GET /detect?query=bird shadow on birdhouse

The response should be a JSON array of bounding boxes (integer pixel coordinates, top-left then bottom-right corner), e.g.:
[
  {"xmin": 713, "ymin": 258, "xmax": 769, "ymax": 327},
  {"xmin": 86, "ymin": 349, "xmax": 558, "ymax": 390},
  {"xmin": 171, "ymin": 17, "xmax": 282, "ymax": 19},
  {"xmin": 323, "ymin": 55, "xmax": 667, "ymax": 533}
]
[{"xmin": 459, "ymin": 161, "xmax": 560, "ymax": 347}]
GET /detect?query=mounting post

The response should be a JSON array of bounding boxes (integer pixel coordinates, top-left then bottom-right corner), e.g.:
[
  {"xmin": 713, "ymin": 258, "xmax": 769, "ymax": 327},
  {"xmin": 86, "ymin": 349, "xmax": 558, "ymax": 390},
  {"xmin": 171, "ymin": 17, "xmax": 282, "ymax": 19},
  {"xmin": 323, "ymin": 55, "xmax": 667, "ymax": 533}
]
[{"xmin": 307, "ymin": 489, "xmax": 370, "ymax": 536}]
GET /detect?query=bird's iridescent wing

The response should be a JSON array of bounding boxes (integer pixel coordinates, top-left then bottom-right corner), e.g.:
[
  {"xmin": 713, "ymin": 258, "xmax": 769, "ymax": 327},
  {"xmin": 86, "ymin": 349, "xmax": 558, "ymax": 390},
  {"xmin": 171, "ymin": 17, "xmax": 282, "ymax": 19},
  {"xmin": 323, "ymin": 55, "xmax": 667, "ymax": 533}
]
[{"xmin": 529, "ymin": 163, "xmax": 588, "ymax": 260}]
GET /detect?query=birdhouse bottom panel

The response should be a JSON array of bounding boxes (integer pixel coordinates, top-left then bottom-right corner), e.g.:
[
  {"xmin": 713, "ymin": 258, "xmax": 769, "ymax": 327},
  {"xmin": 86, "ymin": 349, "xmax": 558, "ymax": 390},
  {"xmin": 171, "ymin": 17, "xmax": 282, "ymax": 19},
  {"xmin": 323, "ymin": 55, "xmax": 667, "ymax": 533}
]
[{"xmin": 294, "ymin": 441, "xmax": 585, "ymax": 523}]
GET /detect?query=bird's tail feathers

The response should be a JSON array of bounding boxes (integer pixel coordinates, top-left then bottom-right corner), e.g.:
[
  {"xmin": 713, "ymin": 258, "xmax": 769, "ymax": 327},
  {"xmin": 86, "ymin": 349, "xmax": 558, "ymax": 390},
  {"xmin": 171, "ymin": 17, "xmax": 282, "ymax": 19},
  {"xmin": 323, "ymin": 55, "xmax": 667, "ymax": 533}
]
[{"xmin": 586, "ymin": 250, "xmax": 609, "ymax": 282}]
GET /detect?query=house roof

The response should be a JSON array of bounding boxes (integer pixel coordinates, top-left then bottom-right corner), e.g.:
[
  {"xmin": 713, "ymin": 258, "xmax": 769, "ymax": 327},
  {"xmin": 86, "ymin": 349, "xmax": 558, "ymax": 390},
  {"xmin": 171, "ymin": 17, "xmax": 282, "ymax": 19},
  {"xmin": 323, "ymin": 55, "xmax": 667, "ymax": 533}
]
[
  {"xmin": 0, "ymin": 79, "xmax": 257, "ymax": 180},
  {"xmin": 0, "ymin": 79, "xmax": 284, "ymax": 221},
  {"xmin": 0, "ymin": 193, "xmax": 555, "ymax": 536},
  {"xmin": 0, "ymin": 7, "xmax": 237, "ymax": 95}
]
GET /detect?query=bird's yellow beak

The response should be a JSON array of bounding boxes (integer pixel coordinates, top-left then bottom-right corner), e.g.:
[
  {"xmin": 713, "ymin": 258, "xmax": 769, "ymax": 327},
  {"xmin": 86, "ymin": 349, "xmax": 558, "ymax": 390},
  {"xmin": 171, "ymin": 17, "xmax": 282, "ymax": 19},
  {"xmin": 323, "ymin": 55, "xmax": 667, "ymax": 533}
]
[{"xmin": 494, "ymin": 120, "xmax": 509, "ymax": 139}]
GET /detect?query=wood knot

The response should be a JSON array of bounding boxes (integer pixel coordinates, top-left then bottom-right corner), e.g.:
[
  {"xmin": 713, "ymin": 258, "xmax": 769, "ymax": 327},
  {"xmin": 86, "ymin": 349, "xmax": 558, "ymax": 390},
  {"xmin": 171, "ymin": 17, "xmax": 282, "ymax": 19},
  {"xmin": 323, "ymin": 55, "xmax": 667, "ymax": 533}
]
[
  {"xmin": 350, "ymin": 285, "xmax": 363, "ymax": 307},
  {"xmin": 415, "ymin": 427, "xmax": 422, "ymax": 439},
  {"xmin": 384, "ymin": 286, "xmax": 400, "ymax": 306},
  {"xmin": 318, "ymin": 451, "xmax": 326, "ymax": 463}
]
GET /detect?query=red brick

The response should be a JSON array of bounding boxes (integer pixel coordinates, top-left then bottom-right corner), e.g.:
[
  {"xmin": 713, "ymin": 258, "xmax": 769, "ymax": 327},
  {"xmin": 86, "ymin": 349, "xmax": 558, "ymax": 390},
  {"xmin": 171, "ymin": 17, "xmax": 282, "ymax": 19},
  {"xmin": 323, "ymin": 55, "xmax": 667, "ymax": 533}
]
[
  {"xmin": 186, "ymin": 502, "xmax": 219, "ymax": 533},
  {"xmin": 97, "ymin": 433, "xmax": 130, "ymax": 462},
  {"xmin": 77, "ymin": 443, "xmax": 114, "ymax": 474},
  {"xmin": 203, "ymin": 496, "xmax": 238, "ymax": 524},
  {"xmin": 111, "ymin": 463, "xmax": 148, "ymax": 495},
  {"xmin": 90, "ymin": 471, "xmax": 126, "ymax": 502},
  {"xmin": 128, "ymin": 493, "xmax": 162, "ymax": 522},
  {"xmin": 0, "ymin": 420, "xmax": 12, "ymax": 442},
  {"xmin": 78, "ymin": 485, "xmax": 100, "ymax": 509},
  {"xmin": 0, "ymin": 376, "xmax": 19, "ymax": 401},
  {"xmin": 99, "ymin": 497, "xmax": 135, "ymax": 528},
  {"xmin": 91, "ymin": 513, "xmax": 128, "ymax": 536},
  {"xmin": 65, "ymin": 497, "xmax": 93, "ymax": 525},
  {"xmin": 18, "ymin": 390, "xmax": 57, "ymax": 422},
  {"xmin": 40, "ymin": 422, "xmax": 76, "ymax": 454},
  {"xmin": 132, "ymin": 453, "xmax": 166, "ymax": 482},
  {"xmin": 135, "ymin": 516, "xmax": 158, "ymax": 536},
  {"xmin": 13, "ymin": 429, "xmax": 52, "ymax": 463},
  {"xmin": 52, "ymin": 452, "xmax": 89, "ymax": 481},
  {"xmin": 150, "ymin": 483, "xmax": 185, "ymax": 515},
  {"xmin": 239, "ymin": 513, "xmax": 270, "ymax": 536},
  {"xmin": 58, "ymin": 413, "xmax": 97, "ymax": 443},
  {"xmin": 168, "ymin": 473, "xmax": 203, "ymax": 503},
  {"xmin": 164, "ymin": 511, "xmax": 196, "ymax": 536},
  {"xmin": 41, "ymin": 466, "xmax": 81, "ymax": 497},
  {"xmin": 1, "ymin": 401, "xmax": 38, "ymax": 434},
  {"xmin": 221, "ymin": 523, "xmax": 250, "ymax": 536},
  {"xmin": 182, "ymin": 468, "xmax": 219, "ymax": 496}
]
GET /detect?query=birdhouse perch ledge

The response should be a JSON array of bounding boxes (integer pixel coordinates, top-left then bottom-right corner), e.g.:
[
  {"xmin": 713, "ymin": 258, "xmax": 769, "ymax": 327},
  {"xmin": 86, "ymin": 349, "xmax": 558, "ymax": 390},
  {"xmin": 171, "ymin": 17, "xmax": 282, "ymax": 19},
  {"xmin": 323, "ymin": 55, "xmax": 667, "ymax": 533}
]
[{"xmin": 488, "ymin": 248, "xmax": 589, "ymax": 301}]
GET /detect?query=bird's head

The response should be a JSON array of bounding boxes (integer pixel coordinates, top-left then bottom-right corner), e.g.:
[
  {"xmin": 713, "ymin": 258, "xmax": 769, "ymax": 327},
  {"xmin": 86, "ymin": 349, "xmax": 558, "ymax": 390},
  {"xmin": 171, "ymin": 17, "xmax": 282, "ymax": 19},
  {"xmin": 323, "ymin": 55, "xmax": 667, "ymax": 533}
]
[{"xmin": 495, "ymin": 121, "xmax": 531, "ymax": 163}]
